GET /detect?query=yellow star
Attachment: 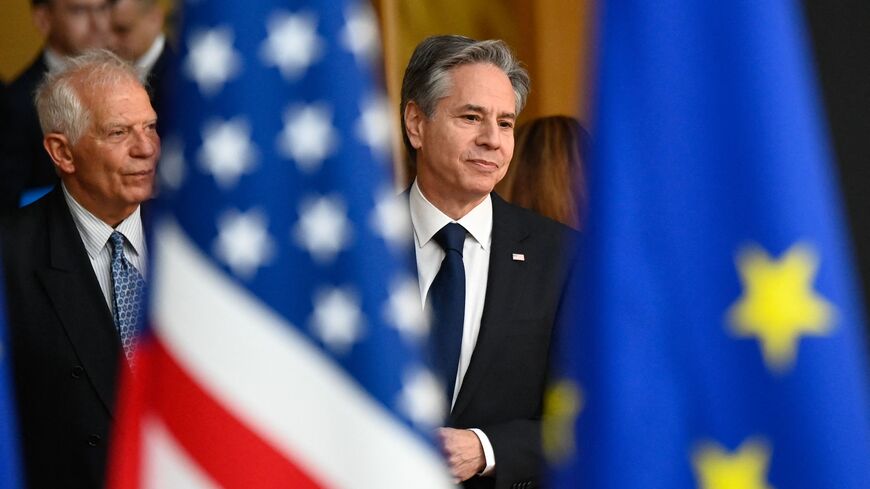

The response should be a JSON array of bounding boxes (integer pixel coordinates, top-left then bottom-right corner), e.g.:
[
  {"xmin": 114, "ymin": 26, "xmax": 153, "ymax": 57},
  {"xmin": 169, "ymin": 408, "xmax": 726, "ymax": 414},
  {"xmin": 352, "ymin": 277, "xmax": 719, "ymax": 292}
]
[
  {"xmin": 542, "ymin": 379, "xmax": 583, "ymax": 465},
  {"xmin": 727, "ymin": 243, "xmax": 835, "ymax": 373},
  {"xmin": 693, "ymin": 438, "xmax": 774, "ymax": 489}
]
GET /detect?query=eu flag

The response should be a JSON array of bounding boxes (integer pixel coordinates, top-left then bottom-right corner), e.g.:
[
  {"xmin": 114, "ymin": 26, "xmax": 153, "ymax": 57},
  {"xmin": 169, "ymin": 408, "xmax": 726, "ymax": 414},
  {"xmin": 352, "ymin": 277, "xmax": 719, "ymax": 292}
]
[
  {"xmin": 108, "ymin": 0, "xmax": 451, "ymax": 487},
  {"xmin": 0, "ymin": 267, "xmax": 22, "ymax": 489},
  {"xmin": 546, "ymin": 2, "xmax": 870, "ymax": 488}
]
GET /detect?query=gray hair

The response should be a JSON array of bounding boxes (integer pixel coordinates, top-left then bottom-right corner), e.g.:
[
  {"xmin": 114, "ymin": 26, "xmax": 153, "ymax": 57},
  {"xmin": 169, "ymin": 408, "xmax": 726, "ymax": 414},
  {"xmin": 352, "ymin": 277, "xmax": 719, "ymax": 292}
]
[
  {"xmin": 400, "ymin": 35, "xmax": 531, "ymax": 162},
  {"xmin": 35, "ymin": 49, "xmax": 144, "ymax": 145}
]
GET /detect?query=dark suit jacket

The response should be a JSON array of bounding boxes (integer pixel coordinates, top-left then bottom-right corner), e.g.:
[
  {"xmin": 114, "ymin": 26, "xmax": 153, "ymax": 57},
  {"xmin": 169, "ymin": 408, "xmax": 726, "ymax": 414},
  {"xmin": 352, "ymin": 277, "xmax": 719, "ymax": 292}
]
[
  {"xmin": 0, "ymin": 52, "xmax": 57, "ymax": 211},
  {"xmin": 443, "ymin": 193, "xmax": 578, "ymax": 489},
  {"xmin": 142, "ymin": 41, "xmax": 175, "ymax": 120},
  {"xmin": 0, "ymin": 186, "xmax": 124, "ymax": 488}
]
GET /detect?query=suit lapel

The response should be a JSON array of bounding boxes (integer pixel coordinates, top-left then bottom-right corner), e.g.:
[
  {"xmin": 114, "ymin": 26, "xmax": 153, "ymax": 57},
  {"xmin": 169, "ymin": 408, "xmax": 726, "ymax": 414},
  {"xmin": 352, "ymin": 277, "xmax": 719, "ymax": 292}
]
[
  {"xmin": 450, "ymin": 194, "xmax": 530, "ymax": 422},
  {"xmin": 37, "ymin": 189, "xmax": 122, "ymax": 414}
]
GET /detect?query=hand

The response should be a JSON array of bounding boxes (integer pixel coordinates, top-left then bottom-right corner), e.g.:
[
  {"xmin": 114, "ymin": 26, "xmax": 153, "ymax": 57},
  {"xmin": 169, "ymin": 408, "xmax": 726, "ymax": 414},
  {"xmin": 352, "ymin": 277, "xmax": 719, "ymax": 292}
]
[{"xmin": 437, "ymin": 427, "xmax": 486, "ymax": 483}]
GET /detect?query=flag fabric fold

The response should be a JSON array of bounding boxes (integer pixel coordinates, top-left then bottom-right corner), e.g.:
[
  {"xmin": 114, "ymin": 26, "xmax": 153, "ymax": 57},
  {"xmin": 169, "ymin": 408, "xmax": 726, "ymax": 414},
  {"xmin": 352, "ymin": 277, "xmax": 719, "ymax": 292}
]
[
  {"xmin": 109, "ymin": 1, "xmax": 451, "ymax": 487},
  {"xmin": 547, "ymin": 2, "xmax": 870, "ymax": 488}
]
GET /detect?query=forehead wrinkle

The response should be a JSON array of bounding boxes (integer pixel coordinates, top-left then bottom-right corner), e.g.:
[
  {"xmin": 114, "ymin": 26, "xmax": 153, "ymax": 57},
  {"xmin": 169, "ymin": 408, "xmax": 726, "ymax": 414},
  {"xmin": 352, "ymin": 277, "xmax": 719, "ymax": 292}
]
[
  {"xmin": 100, "ymin": 110, "xmax": 157, "ymax": 128},
  {"xmin": 92, "ymin": 96, "xmax": 157, "ymax": 132},
  {"xmin": 99, "ymin": 118, "xmax": 133, "ymax": 129}
]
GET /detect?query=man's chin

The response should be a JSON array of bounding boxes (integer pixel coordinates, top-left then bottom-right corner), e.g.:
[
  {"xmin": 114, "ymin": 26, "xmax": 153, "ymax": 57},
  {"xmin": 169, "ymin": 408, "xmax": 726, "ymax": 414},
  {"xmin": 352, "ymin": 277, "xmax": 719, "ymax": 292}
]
[
  {"xmin": 125, "ymin": 186, "xmax": 156, "ymax": 206},
  {"xmin": 465, "ymin": 178, "xmax": 499, "ymax": 197}
]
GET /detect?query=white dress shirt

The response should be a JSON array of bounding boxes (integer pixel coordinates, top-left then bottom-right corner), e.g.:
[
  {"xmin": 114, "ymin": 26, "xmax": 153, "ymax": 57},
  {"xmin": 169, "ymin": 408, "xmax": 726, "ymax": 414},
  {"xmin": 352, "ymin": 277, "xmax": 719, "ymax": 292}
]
[
  {"xmin": 43, "ymin": 48, "xmax": 68, "ymax": 74},
  {"xmin": 62, "ymin": 184, "xmax": 147, "ymax": 317},
  {"xmin": 409, "ymin": 179, "xmax": 497, "ymax": 475},
  {"xmin": 136, "ymin": 34, "xmax": 165, "ymax": 77}
]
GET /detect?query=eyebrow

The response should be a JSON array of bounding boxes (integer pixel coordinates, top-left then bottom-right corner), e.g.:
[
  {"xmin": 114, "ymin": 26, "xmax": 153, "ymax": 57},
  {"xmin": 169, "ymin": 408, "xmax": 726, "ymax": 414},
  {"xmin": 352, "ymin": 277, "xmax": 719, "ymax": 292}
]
[
  {"xmin": 100, "ymin": 117, "xmax": 158, "ymax": 131},
  {"xmin": 461, "ymin": 104, "xmax": 516, "ymax": 120},
  {"xmin": 104, "ymin": 116, "xmax": 158, "ymax": 125}
]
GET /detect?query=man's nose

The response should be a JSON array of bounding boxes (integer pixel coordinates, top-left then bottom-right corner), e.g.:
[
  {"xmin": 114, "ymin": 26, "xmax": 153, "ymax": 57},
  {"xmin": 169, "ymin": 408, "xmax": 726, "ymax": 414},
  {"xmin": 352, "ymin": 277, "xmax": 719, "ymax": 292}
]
[
  {"xmin": 90, "ymin": 5, "xmax": 112, "ymax": 37},
  {"xmin": 131, "ymin": 130, "xmax": 159, "ymax": 158},
  {"xmin": 475, "ymin": 119, "xmax": 501, "ymax": 149}
]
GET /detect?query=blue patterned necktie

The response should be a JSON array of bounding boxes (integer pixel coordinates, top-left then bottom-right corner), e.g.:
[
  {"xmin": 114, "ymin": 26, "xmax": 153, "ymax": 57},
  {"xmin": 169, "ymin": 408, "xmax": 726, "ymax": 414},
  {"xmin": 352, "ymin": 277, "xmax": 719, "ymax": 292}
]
[
  {"xmin": 109, "ymin": 231, "xmax": 145, "ymax": 364},
  {"xmin": 428, "ymin": 222, "xmax": 467, "ymax": 407}
]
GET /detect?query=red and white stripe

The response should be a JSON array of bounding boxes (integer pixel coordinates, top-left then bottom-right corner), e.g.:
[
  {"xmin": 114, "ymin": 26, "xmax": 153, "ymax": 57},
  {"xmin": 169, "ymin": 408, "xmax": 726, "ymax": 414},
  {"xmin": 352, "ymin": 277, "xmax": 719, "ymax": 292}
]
[{"xmin": 110, "ymin": 219, "xmax": 452, "ymax": 488}]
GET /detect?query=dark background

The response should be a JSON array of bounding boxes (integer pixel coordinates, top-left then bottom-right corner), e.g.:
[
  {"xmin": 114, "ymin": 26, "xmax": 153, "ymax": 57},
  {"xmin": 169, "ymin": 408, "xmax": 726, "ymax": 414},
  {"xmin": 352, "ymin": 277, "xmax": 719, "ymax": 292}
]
[{"xmin": 804, "ymin": 1, "xmax": 870, "ymax": 329}]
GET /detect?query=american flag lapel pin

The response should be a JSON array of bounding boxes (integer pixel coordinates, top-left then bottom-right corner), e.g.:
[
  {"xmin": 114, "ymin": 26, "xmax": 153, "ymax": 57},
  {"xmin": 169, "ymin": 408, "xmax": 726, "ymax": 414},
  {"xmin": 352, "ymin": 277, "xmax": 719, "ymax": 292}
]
[{"xmin": 512, "ymin": 253, "xmax": 525, "ymax": 261}]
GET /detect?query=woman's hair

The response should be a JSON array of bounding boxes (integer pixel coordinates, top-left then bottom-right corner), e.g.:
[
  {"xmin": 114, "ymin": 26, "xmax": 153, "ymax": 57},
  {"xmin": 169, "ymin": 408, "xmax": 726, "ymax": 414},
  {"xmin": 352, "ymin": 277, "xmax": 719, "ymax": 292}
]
[{"xmin": 498, "ymin": 115, "xmax": 589, "ymax": 229}]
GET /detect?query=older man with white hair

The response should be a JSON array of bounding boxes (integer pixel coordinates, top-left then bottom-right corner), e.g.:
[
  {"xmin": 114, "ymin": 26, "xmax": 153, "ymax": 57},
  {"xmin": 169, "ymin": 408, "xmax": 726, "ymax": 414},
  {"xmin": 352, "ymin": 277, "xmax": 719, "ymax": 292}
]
[{"xmin": 0, "ymin": 49, "xmax": 159, "ymax": 488}]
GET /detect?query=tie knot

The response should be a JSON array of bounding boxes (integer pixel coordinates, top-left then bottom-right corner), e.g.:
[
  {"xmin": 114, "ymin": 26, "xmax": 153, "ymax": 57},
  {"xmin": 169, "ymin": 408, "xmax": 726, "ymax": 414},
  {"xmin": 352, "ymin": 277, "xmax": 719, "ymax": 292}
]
[
  {"xmin": 434, "ymin": 223, "xmax": 466, "ymax": 255},
  {"xmin": 109, "ymin": 231, "xmax": 126, "ymax": 256}
]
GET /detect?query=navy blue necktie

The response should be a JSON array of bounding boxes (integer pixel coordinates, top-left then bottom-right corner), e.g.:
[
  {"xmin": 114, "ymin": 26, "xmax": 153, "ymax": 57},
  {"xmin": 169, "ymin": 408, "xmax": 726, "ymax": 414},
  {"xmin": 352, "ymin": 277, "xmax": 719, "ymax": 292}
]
[
  {"xmin": 428, "ymin": 222, "xmax": 466, "ymax": 406},
  {"xmin": 109, "ymin": 231, "xmax": 145, "ymax": 364}
]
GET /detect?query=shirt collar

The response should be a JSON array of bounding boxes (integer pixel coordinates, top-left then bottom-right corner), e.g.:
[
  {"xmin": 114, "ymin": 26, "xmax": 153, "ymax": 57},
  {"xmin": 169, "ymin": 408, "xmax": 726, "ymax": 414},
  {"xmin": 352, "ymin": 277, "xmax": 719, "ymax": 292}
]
[
  {"xmin": 116, "ymin": 208, "xmax": 146, "ymax": 258},
  {"xmin": 43, "ymin": 48, "xmax": 68, "ymax": 74},
  {"xmin": 62, "ymin": 183, "xmax": 145, "ymax": 259},
  {"xmin": 409, "ymin": 179, "xmax": 492, "ymax": 251},
  {"xmin": 136, "ymin": 34, "xmax": 165, "ymax": 75}
]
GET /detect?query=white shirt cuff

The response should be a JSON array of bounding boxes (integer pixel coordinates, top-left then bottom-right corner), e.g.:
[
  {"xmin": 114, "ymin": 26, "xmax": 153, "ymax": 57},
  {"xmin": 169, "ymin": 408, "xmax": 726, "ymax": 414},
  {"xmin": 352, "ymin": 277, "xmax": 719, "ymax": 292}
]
[{"xmin": 468, "ymin": 428, "xmax": 495, "ymax": 476}]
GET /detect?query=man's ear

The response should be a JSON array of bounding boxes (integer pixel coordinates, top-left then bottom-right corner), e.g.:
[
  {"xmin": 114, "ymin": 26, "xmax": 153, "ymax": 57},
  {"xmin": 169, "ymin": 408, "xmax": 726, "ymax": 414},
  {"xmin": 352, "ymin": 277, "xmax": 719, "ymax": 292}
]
[
  {"xmin": 403, "ymin": 101, "xmax": 425, "ymax": 150},
  {"xmin": 32, "ymin": 5, "xmax": 51, "ymax": 37},
  {"xmin": 44, "ymin": 134, "xmax": 76, "ymax": 175}
]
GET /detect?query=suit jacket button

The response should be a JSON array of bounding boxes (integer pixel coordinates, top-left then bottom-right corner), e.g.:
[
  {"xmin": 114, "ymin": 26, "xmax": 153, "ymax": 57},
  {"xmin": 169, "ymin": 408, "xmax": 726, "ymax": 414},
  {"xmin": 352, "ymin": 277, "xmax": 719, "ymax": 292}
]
[
  {"xmin": 71, "ymin": 366, "xmax": 84, "ymax": 379},
  {"xmin": 87, "ymin": 434, "xmax": 101, "ymax": 447}
]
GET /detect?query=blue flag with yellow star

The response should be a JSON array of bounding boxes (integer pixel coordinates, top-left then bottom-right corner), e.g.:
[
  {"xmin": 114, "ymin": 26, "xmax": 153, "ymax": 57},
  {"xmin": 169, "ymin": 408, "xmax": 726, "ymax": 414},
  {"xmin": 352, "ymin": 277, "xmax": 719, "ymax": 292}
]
[{"xmin": 546, "ymin": 2, "xmax": 870, "ymax": 488}]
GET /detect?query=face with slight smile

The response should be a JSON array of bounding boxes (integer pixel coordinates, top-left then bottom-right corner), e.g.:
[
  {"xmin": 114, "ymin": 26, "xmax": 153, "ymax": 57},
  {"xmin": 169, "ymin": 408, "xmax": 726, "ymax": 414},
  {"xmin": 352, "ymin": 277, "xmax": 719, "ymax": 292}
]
[
  {"xmin": 406, "ymin": 63, "xmax": 517, "ymax": 217},
  {"xmin": 61, "ymin": 77, "xmax": 159, "ymax": 224}
]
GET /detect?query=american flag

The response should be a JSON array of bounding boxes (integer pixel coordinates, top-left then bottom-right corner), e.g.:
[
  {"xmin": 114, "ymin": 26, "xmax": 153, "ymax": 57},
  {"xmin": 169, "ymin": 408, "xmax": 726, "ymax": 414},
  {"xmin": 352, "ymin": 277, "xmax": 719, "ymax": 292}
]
[{"xmin": 108, "ymin": 0, "xmax": 452, "ymax": 487}]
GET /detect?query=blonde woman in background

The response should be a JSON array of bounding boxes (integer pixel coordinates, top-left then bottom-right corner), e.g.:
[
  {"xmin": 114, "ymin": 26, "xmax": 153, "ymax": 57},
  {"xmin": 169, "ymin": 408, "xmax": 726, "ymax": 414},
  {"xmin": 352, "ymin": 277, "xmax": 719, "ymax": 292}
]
[{"xmin": 498, "ymin": 115, "xmax": 589, "ymax": 230}]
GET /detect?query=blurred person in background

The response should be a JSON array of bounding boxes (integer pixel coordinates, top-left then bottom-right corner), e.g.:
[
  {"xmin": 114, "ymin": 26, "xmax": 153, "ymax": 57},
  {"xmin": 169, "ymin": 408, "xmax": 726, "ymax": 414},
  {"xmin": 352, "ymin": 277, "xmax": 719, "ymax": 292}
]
[
  {"xmin": 496, "ymin": 115, "xmax": 589, "ymax": 230},
  {"xmin": 1, "ymin": 80, "xmax": 10, "ymax": 210},
  {"xmin": 1, "ymin": 0, "xmax": 112, "ymax": 212},
  {"xmin": 109, "ymin": 0, "xmax": 172, "ymax": 112}
]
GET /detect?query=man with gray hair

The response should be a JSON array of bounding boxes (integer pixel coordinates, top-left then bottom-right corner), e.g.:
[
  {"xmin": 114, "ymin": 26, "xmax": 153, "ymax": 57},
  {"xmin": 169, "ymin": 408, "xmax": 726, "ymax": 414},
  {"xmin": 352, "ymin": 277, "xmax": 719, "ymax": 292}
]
[
  {"xmin": 402, "ymin": 35, "xmax": 577, "ymax": 489},
  {"xmin": 0, "ymin": 49, "xmax": 158, "ymax": 488}
]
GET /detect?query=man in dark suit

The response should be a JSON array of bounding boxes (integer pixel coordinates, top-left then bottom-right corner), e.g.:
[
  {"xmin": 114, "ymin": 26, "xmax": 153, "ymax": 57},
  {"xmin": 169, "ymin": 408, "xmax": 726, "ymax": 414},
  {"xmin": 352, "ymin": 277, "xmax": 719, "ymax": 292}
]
[
  {"xmin": 110, "ymin": 0, "xmax": 173, "ymax": 113},
  {"xmin": 401, "ymin": 35, "xmax": 577, "ymax": 489},
  {"xmin": 0, "ymin": 49, "xmax": 158, "ymax": 488},
  {"xmin": 1, "ymin": 0, "xmax": 111, "ymax": 211}
]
